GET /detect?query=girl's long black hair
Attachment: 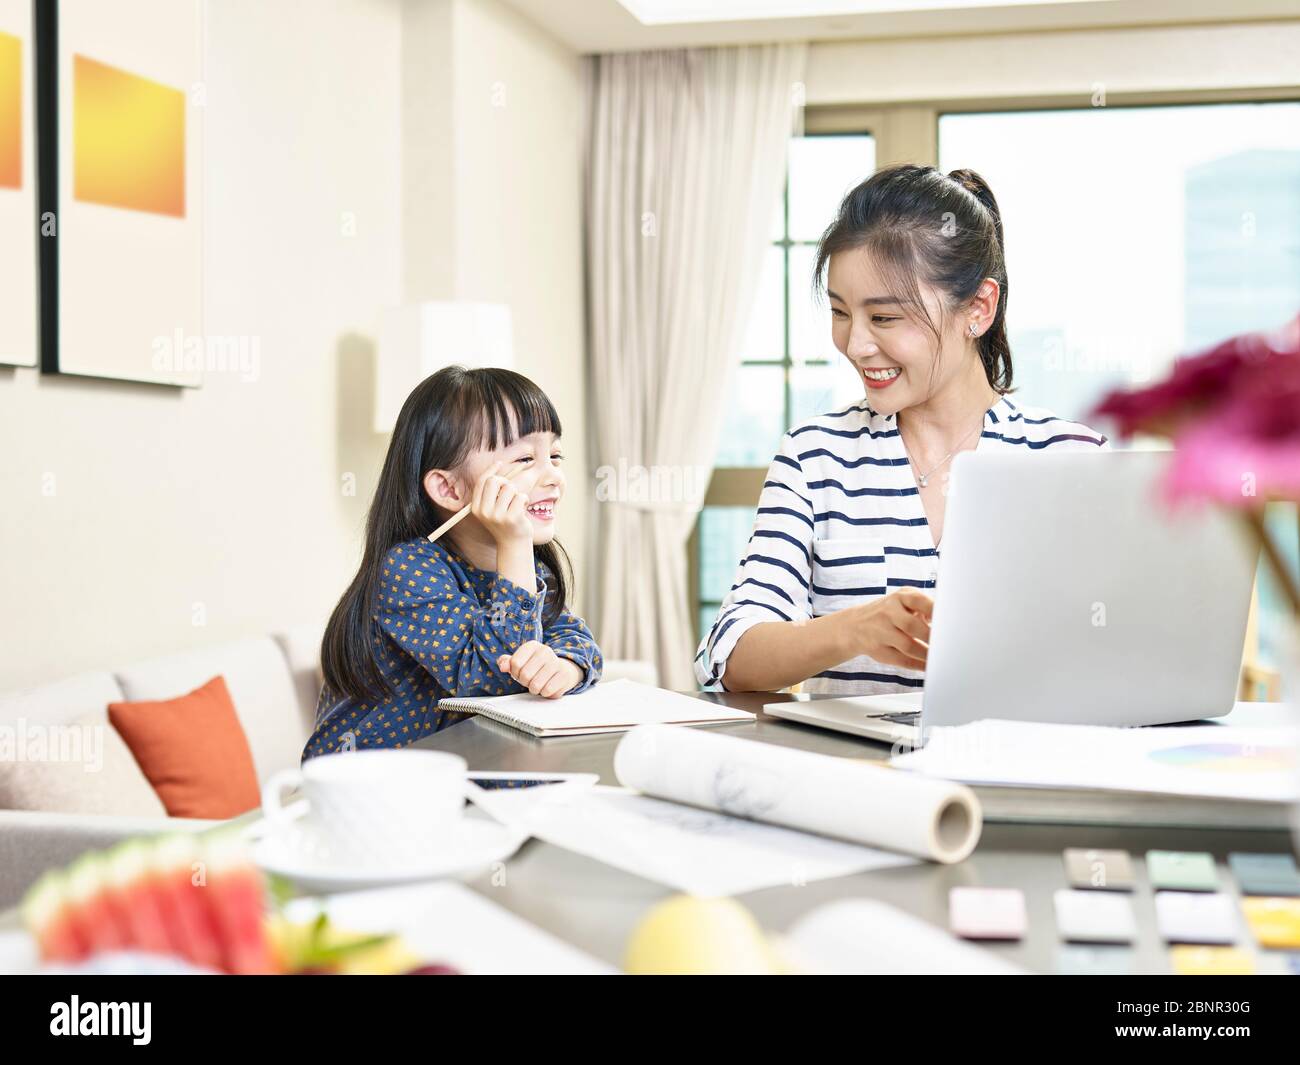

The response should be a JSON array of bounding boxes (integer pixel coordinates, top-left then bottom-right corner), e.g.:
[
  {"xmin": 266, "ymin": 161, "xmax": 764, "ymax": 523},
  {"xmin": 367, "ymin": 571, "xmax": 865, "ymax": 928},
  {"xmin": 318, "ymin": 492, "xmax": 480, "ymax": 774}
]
[
  {"xmin": 813, "ymin": 163, "xmax": 1014, "ymax": 394},
  {"xmin": 321, "ymin": 366, "xmax": 573, "ymax": 703}
]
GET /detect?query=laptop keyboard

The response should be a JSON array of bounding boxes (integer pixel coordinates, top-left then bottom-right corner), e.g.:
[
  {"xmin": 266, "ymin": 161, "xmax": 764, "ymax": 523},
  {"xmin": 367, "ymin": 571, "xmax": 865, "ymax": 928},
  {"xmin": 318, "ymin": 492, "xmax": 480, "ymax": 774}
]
[{"xmin": 876, "ymin": 711, "xmax": 920, "ymax": 725}]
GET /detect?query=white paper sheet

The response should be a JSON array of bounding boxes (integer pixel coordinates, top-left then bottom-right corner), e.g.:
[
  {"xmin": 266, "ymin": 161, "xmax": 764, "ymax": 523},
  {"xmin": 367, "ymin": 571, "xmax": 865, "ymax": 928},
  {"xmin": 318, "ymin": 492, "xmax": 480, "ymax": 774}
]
[
  {"xmin": 783, "ymin": 898, "xmax": 1027, "ymax": 975},
  {"xmin": 470, "ymin": 784, "xmax": 916, "ymax": 896},
  {"xmin": 283, "ymin": 881, "xmax": 614, "ymax": 975},
  {"xmin": 891, "ymin": 719, "xmax": 1300, "ymax": 802}
]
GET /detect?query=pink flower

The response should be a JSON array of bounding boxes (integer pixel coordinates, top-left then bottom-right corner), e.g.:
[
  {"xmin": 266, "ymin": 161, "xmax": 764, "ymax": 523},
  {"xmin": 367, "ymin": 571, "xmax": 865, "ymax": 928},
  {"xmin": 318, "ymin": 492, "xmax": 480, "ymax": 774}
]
[{"xmin": 1091, "ymin": 313, "xmax": 1300, "ymax": 507}]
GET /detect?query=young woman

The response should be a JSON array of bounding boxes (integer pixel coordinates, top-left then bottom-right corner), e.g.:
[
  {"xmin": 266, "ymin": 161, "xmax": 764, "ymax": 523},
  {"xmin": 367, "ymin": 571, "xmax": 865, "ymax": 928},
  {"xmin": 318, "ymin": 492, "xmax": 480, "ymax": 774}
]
[
  {"xmin": 696, "ymin": 164, "xmax": 1108, "ymax": 695},
  {"xmin": 304, "ymin": 366, "xmax": 603, "ymax": 760}
]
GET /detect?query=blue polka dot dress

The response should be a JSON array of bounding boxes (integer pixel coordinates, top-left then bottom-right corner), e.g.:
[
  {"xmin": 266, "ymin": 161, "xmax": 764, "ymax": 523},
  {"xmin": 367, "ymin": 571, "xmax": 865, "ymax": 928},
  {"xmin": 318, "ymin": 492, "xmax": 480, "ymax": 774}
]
[{"xmin": 302, "ymin": 539, "xmax": 603, "ymax": 761}]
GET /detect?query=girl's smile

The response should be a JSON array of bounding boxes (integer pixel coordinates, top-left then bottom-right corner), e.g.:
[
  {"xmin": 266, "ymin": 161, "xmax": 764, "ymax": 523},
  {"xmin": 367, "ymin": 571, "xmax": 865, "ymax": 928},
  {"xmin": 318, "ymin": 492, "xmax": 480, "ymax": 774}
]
[{"xmin": 525, "ymin": 497, "xmax": 558, "ymax": 523}]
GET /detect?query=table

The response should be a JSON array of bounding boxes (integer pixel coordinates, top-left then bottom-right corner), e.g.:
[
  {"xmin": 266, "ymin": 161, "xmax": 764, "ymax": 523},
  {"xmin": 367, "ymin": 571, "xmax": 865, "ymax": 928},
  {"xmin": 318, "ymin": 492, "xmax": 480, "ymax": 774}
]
[
  {"xmin": 410, "ymin": 691, "xmax": 1298, "ymax": 974},
  {"xmin": 1, "ymin": 694, "xmax": 1291, "ymax": 973}
]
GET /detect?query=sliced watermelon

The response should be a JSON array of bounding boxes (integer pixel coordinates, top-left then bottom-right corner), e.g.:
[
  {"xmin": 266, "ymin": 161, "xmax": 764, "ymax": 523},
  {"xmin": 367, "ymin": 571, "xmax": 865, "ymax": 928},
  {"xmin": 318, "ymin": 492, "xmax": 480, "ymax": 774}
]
[
  {"xmin": 21, "ymin": 870, "xmax": 88, "ymax": 963},
  {"xmin": 150, "ymin": 834, "xmax": 225, "ymax": 972},
  {"xmin": 199, "ymin": 829, "xmax": 279, "ymax": 975},
  {"xmin": 65, "ymin": 853, "xmax": 131, "ymax": 954},
  {"xmin": 104, "ymin": 840, "xmax": 175, "ymax": 958}
]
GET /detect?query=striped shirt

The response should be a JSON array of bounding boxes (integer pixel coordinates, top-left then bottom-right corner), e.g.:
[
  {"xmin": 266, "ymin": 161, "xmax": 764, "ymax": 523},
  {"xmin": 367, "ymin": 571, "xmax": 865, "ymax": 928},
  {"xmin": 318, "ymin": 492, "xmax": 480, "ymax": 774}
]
[{"xmin": 695, "ymin": 393, "xmax": 1109, "ymax": 695}]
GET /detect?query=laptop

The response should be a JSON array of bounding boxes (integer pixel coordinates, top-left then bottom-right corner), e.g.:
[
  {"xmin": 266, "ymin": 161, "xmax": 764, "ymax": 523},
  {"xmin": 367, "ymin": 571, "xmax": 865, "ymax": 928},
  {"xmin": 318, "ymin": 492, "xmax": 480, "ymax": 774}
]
[{"xmin": 765, "ymin": 449, "xmax": 1257, "ymax": 748}]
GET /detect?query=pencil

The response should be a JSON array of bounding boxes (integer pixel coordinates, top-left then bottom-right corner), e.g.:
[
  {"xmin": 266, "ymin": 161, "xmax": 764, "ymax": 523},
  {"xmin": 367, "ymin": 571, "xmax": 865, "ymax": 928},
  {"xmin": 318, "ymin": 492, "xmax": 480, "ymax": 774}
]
[{"xmin": 426, "ymin": 463, "xmax": 526, "ymax": 542}]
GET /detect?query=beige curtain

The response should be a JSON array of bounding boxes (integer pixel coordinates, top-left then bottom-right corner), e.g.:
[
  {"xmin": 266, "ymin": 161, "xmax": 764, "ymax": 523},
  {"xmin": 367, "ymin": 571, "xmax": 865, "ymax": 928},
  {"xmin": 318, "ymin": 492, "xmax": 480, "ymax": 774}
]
[{"xmin": 585, "ymin": 44, "xmax": 806, "ymax": 690}]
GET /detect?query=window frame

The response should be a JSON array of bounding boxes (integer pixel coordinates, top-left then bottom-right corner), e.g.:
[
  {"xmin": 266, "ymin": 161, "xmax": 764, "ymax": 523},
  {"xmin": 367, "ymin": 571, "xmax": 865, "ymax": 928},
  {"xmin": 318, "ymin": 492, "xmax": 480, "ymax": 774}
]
[
  {"xmin": 693, "ymin": 128, "xmax": 879, "ymax": 635},
  {"xmin": 691, "ymin": 91, "xmax": 1300, "ymax": 650}
]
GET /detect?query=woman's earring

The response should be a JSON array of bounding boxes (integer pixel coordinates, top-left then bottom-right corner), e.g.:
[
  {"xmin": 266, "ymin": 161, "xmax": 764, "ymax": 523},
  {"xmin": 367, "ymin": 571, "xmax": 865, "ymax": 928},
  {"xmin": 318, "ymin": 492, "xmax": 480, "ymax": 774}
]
[{"xmin": 968, "ymin": 323, "xmax": 980, "ymax": 338}]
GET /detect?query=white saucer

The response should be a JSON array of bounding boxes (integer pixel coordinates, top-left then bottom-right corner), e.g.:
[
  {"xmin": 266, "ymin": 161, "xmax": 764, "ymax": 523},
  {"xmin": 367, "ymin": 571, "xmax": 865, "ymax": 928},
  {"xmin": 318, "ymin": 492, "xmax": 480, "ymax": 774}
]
[{"xmin": 251, "ymin": 813, "xmax": 529, "ymax": 894}]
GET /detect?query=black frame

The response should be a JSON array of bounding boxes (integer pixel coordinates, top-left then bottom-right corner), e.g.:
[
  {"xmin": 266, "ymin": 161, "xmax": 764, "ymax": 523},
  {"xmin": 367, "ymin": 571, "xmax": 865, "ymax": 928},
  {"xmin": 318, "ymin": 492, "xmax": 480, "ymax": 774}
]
[
  {"xmin": 34, "ymin": 0, "xmax": 56, "ymax": 375},
  {"xmin": 33, "ymin": 0, "xmax": 199, "ymax": 388}
]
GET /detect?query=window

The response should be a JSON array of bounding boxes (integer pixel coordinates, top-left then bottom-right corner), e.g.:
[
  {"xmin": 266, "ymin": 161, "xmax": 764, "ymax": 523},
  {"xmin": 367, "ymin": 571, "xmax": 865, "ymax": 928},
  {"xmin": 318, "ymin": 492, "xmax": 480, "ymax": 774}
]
[
  {"xmin": 938, "ymin": 101, "xmax": 1300, "ymax": 667},
  {"xmin": 694, "ymin": 133, "xmax": 875, "ymax": 643},
  {"xmin": 691, "ymin": 100, "xmax": 1300, "ymax": 672}
]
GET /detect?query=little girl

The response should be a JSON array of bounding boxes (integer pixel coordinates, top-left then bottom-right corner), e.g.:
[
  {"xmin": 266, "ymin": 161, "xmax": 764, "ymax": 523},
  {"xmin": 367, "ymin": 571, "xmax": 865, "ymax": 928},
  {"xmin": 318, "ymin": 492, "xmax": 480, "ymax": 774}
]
[{"xmin": 302, "ymin": 366, "xmax": 604, "ymax": 760}]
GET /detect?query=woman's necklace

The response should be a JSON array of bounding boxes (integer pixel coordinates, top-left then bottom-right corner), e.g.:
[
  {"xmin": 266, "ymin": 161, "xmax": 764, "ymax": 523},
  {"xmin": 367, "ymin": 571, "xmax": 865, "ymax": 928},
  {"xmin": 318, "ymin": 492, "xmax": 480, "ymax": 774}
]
[{"xmin": 900, "ymin": 416, "xmax": 985, "ymax": 488}]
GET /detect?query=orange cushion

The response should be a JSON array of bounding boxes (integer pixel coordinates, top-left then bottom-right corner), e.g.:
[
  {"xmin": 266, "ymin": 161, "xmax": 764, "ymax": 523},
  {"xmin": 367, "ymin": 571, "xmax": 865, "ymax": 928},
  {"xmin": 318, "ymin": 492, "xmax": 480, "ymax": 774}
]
[{"xmin": 108, "ymin": 675, "xmax": 260, "ymax": 819}]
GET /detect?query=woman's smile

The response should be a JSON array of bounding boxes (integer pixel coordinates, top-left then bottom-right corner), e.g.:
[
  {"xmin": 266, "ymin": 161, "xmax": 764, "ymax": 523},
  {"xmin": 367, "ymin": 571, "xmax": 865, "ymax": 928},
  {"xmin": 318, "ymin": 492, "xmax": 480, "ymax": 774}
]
[{"xmin": 862, "ymin": 365, "xmax": 903, "ymax": 389}]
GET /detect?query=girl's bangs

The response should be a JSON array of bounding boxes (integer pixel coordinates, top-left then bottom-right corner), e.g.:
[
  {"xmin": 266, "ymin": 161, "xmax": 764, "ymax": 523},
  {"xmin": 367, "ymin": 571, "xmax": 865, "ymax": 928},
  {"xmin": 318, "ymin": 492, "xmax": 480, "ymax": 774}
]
[{"xmin": 468, "ymin": 369, "xmax": 563, "ymax": 453}]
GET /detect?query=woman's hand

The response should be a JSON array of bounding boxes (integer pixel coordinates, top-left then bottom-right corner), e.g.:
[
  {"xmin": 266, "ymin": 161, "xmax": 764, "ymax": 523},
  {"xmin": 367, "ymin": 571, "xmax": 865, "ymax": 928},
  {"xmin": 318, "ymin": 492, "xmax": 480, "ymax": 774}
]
[
  {"xmin": 471, "ymin": 461, "xmax": 533, "ymax": 545},
  {"xmin": 497, "ymin": 641, "xmax": 583, "ymax": 698},
  {"xmin": 722, "ymin": 591, "xmax": 932, "ymax": 692},
  {"xmin": 843, "ymin": 589, "xmax": 933, "ymax": 669}
]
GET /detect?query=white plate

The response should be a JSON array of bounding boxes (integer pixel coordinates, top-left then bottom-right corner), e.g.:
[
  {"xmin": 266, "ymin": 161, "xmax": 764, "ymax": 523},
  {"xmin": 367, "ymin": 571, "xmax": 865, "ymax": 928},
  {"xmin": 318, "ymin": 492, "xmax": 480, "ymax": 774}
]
[
  {"xmin": 0, "ymin": 931, "xmax": 39, "ymax": 975},
  {"xmin": 0, "ymin": 930, "xmax": 224, "ymax": 976},
  {"xmin": 251, "ymin": 813, "xmax": 529, "ymax": 894}
]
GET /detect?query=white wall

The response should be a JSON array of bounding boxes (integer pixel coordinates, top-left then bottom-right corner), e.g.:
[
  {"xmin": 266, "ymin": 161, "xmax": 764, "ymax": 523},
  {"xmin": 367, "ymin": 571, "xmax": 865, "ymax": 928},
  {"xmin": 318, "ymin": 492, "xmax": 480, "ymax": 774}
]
[
  {"xmin": 0, "ymin": 0, "xmax": 586, "ymax": 690},
  {"xmin": 451, "ymin": 0, "xmax": 589, "ymax": 608},
  {"xmin": 401, "ymin": 0, "xmax": 589, "ymax": 609}
]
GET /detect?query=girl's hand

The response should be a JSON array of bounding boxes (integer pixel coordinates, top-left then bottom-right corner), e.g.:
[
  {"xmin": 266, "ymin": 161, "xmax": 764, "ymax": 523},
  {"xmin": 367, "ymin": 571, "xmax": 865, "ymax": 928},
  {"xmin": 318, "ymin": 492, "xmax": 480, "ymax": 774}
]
[
  {"xmin": 496, "ymin": 641, "xmax": 583, "ymax": 698},
  {"xmin": 471, "ymin": 461, "xmax": 533, "ymax": 545},
  {"xmin": 843, "ymin": 589, "xmax": 933, "ymax": 670}
]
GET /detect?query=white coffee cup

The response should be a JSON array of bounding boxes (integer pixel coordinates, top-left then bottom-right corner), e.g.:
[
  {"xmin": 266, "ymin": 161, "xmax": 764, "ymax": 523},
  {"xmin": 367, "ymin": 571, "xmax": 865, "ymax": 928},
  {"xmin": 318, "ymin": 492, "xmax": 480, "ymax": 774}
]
[{"xmin": 261, "ymin": 749, "xmax": 468, "ymax": 870}]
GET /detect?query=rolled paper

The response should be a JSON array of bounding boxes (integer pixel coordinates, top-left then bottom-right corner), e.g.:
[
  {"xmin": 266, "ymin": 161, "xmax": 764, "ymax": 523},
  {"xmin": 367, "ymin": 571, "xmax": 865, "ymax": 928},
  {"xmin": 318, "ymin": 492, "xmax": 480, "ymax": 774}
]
[{"xmin": 613, "ymin": 723, "xmax": 982, "ymax": 863}]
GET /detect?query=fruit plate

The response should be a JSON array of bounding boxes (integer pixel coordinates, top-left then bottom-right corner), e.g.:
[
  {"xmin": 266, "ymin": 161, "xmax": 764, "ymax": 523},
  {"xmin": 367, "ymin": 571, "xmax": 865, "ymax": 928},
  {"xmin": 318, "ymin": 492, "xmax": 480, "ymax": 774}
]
[{"xmin": 251, "ymin": 811, "xmax": 529, "ymax": 894}]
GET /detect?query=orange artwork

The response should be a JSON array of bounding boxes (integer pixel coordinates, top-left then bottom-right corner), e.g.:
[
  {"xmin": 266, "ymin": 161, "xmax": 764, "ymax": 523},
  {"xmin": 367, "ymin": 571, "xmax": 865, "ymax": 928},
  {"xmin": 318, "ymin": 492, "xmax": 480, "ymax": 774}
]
[
  {"xmin": 0, "ymin": 31, "xmax": 20, "ymax": 189},
  {"xmin": 73, "ymin": 53, "xmax": 184, "ymax": 217}
]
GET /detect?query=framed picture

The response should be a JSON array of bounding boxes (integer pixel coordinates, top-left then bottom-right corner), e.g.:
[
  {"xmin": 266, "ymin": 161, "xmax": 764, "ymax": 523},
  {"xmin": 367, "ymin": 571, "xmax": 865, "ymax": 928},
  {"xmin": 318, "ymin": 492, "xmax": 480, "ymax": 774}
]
[
  {"xmin": 0, "ymin": 0, "xmax": 37, "ymax": 368},
  {"xmin": 36, "ymin": 0, "xmax": 204, "ymax": 386}
]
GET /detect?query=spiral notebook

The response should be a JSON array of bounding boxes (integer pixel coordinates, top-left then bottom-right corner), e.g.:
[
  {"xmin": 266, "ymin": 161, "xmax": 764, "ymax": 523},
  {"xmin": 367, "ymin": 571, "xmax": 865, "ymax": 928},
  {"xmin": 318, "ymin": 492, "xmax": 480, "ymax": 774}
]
[{"xmin": 436, "ymin": 679, "xmax": 753, "ymax": 737}]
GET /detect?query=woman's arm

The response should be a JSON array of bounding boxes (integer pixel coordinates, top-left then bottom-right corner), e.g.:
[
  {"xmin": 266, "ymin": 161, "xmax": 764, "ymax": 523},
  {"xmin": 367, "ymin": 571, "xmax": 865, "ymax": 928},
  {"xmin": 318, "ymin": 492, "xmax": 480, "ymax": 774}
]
[
  {"xmin": 720, "ymin": 614, "xmax": 853, "ymax": 692},
  {"xmin": 697, "ymin": 431, "xmax": 934, "ymax": 692},
  {"xmin": 722, "ymin": 591, "xmax": 933, "ymax": 692},
  {"xmin": 696, "ymin": 431, "xmax": 817, "ymax": 688}
]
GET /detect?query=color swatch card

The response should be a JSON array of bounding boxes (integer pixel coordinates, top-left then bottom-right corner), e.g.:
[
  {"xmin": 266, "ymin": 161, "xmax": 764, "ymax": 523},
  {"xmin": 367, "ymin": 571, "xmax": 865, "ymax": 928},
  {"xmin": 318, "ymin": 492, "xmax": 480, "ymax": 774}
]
[
  {"xmin": 1146, "ymin": 850, "xmax": 1218, "ymax": 892},
  {"xmin": 1154, "ymin": 892, "xmax": 1238, "ymax": 944},
  {"xmin": 1228, "ymin": 852, "xmax": 1300, "ymax": 897},
  {"xmin": 949, "ymin": 887, "xmax": 1027, "ymax": 940},
  {"xmin": 1169, "ymin": 946, "xmax": 1256, "ymax": 976},
  {"xmin": 1239, "ymin": 897, "xmax": 1300, "ymax": 949},
  {"xmin": 1064, "ymin": 848, "xmax": 1134, "ymax": 891},
  {"xmin": 1054, "ymin": 889, "xmax": 1137, "ymax": 944}
]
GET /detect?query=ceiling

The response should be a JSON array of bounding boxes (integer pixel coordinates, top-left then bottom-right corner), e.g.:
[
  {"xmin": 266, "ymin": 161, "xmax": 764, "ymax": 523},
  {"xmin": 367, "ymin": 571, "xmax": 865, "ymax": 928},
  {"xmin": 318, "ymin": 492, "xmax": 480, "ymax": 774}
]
[{"xmin": 499, "ymin": 0, "xmax": 1300, "ymax": 53}]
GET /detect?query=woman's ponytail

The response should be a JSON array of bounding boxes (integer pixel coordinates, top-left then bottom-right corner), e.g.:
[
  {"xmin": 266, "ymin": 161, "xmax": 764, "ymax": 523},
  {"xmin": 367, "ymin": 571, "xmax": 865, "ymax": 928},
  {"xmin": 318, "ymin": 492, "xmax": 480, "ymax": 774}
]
[{"xmin": 946, "ymin": 168, "xmax": 1012, "ymax": 393}]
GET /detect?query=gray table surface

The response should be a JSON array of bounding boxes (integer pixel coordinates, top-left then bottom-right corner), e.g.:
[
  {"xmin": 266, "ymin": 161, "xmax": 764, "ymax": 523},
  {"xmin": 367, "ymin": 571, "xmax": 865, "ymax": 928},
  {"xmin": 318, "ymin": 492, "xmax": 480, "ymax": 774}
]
[
  {"xmin": 2, "ymin": 694, "xmax": 1293, "ymax": 974},
  {"xmin": 412, "ymin": 691, "xmax": 1299, "ymax": 975}
]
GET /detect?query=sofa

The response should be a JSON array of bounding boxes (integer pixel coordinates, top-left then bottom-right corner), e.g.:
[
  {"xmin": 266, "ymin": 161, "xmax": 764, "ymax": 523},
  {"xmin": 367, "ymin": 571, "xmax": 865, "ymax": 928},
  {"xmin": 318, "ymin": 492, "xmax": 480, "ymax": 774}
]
[
  {"xmin": 0, "ymin": 624, "xmax": 657, "ymax": 912},
  {"xmin": 0, "ymin": 624, "xmax": 325, "ymax": 910}
]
